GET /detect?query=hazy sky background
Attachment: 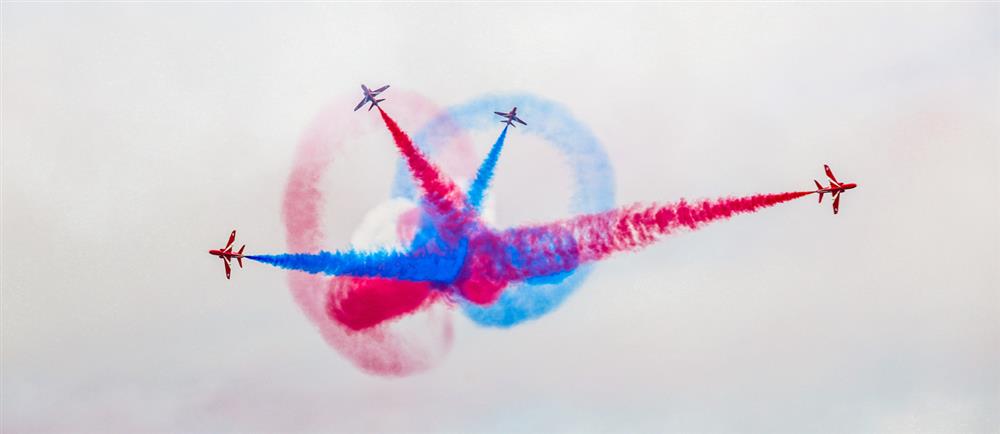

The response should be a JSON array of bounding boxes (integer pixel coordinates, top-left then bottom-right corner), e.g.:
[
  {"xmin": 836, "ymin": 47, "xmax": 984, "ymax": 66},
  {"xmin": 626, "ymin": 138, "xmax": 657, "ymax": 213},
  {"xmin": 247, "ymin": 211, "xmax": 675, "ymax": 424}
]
[{"xmin": 3, "ymin": 4, "xmax": 998, "ymax": 433}]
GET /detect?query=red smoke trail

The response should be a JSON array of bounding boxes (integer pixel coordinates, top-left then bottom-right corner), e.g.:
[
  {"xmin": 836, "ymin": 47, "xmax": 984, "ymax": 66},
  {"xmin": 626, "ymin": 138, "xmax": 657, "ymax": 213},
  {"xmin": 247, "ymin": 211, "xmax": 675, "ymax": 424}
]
[
  {"xmin": 377, "ymin": 108, "xmax": 475, "ymax": 242},
  {"xmin": 563, "ymin": 191, "xmax": 812, "ymax": 262},
  {"xmin": 326, "ymin": 277, "xmax": 438, "ymax": 331},
  {"xmin": 452, "ymin": 191, "xmax": 811, "ymax": 306}
]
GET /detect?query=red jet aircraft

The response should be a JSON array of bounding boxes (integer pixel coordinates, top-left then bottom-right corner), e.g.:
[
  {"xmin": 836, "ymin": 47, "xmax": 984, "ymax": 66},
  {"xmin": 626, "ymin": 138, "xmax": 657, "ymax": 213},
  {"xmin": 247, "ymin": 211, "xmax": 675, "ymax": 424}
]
[
  {"xmin": 208, "ymin": 230, "xmax": 245, "ymax": 279},
  {"xmin": 813, "ymin": 164, "xmax": 857, "ymax": 214}
]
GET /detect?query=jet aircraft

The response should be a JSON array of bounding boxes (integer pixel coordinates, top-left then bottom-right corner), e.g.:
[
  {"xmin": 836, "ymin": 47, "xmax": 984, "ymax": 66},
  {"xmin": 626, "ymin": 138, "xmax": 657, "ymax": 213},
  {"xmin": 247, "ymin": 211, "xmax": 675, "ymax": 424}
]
[
  {"xmin": 494, "ymin": 107, "xmax": 527, "ymax": 127},
  {"xmin": 208, "ymin": 230, "xmax": 245, "ymax": 279},
  {"xmin": 813, "ymin": 164, "xmax": 858, "ymax": 214},
  {"xmin": 354, "ymin": 84, "xmax": 390, "ymax": 111}
]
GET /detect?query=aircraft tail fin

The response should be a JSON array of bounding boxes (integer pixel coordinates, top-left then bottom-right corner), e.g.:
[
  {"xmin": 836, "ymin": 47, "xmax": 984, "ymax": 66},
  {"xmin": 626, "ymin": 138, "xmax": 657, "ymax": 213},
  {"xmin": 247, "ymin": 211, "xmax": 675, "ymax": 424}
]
[
  {"xmin": 814, "ymin": 180, "xmax": 824, "ymax": 203},
  {"xmin": 237, "ymin": 245, "xmax": 245, "ymax": 268}
]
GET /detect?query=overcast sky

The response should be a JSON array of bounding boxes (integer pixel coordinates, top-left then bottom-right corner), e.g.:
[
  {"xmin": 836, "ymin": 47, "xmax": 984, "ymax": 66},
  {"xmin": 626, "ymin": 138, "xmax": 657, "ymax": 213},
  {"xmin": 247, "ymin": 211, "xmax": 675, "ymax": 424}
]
[{"xmin": 2, "ymin": 4, "xmax": 998, "ymax": 433}]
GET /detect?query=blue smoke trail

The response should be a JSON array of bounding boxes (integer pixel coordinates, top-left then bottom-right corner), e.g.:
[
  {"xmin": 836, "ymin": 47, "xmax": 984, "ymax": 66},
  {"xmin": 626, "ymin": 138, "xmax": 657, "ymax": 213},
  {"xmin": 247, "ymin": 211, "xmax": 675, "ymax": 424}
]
[
  {"xmin": 406, "ymin": 125, "xmax": 508, "ymax": 253},
  {"xmin": 247, "ymin": 247, "xmax": 463, "ymax": 283},
  {"xmin": 467, "ymin": 125, "xmax": 508, "ymax": 211},
  {"xmin": 394, "ymin": 93, "xmax": 615, "ymax": 328}
]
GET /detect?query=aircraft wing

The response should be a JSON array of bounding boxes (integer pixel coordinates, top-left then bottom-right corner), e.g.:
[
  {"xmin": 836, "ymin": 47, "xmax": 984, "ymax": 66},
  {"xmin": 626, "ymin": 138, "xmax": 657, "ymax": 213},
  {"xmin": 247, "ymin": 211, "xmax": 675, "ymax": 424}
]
[
  {"xmin": 514, "ymin": 116, "xmax": 527, "ymax": 125},
  {"xmin": 354, "ymin": 98, "xmax": 368, "ymax": 111},
  {"xmin": 832, "ymin": 191, "xmax": 841, "ymax": 214},
  {"xmin": 225, "ymin": 230, "xmax": 236, "ymax": 249},
  {"xmin": 494, "ymin": 111, "xmax": 508, "ymax": 116},
  {"xmin": 223, "ymin": 258, "xmax": 232, "ymax": 279},
  {"xmin": 373, "ymin": 85, "xmax": 389, "ymax": 93},
  {"xmin": 824, "ymin": 164, "xmax": 839, "ymax": 183}
]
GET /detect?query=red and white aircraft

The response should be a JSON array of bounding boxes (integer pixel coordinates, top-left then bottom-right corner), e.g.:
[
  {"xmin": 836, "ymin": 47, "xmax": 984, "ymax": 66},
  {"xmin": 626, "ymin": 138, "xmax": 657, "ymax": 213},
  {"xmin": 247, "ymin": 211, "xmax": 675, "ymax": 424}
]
[
  {"xmin": 208, "ymin": 230, "xmax": 245, "ymax": 279},
  {"xmin": 813, "ymin": 164, "xmax": 857, "ymax": 214}
]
